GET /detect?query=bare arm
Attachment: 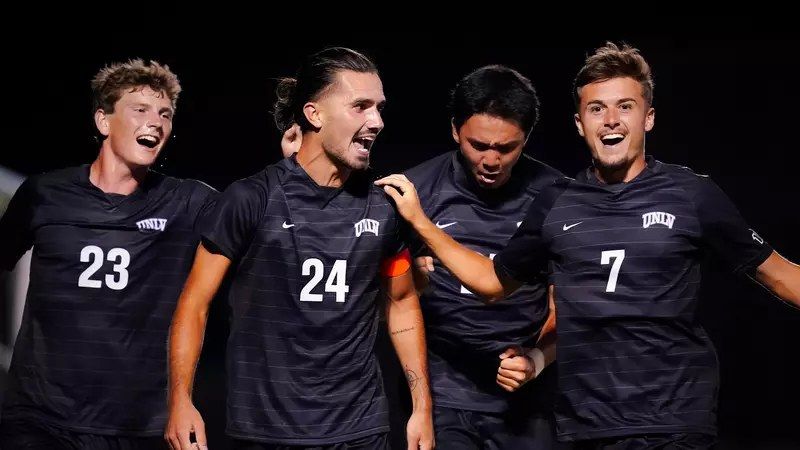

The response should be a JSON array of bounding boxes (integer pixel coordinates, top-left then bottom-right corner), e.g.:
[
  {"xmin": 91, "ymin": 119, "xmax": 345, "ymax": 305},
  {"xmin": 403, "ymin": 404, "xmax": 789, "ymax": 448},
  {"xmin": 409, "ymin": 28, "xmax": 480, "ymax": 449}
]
[
  {"xmin": 383, "ymin": 268, "xmax": 435, "ymax": 450},
  {"xmin": 497, "ymin": 285, "xmax": 557, "ymax": 392},
  {"xmin": 755, "ymin": 250, "xmax": 800, "ymax": 307},
  {"xmin": 537, "ymin": 285, "xmax": 557, "ymax": 366},
  {"xmin": 376, "ymin": 175, "xmax": 521, "ymax": 302},
  {"xmin": 165, "ymin": 243, "xmax": 231, "ymax": 450}
]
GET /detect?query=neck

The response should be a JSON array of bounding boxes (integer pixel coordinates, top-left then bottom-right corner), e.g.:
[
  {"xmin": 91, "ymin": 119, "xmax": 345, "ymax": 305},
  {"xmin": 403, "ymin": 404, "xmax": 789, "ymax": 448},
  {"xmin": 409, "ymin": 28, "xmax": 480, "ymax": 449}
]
[
  {"xmin": 89, "ymin": 146, "xmax": 148, "ymax": 195},
  {"xmin": 296, "ymin": 137, "xmax": 351, "ymax": 188},
  {"xmin": 594, "ymin": 153, "xmax": 647, "ymax": 184}
]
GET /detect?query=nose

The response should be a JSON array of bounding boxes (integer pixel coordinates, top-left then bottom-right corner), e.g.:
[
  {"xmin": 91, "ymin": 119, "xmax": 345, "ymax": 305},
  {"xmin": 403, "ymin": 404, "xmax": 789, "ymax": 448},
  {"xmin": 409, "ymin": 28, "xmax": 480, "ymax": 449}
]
[
  {"xmin": 366, "ymin": 107, "xmax": 384, "ymax": 133},
  {"xmin": 603, "ymin": 107, "xmax": 620, "ymax": 129},
  {"xmin": 145, "ymin": 110, "xmax": 164, "ymax": 130},
  {"xmin": 482, "ymin": 150, "xmax": 501, "ymax": 171}
]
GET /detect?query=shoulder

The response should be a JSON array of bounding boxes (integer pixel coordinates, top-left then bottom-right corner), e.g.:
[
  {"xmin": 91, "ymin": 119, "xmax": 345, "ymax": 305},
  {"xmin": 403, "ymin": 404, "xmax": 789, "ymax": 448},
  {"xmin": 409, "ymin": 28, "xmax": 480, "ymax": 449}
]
[
  {"xmin": 652, "ymin": 159, "xmax": 721, "ymax": 200},
  {"xmin": 404, "ymin": 151, "xmax": 453, "ymax": 183},
  {"xmin": 516, "ymin": 154, "xmax": 566, "ymax": 193}
]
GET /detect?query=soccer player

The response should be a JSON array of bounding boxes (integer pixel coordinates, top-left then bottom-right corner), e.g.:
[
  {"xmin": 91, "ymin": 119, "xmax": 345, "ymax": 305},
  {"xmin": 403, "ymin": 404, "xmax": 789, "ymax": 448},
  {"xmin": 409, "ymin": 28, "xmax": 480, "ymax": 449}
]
[
  {"xmin": 166, "ymin": 47, "xmax": 434, "ymax": 450},
  {"xmin": 376, "ymin": 42, "xmax": 800, "ymax": 448},
  {"xmin": 0, "ymin": 59, "xmax": 215, "ymax": 450},
  {"xmin": 404, "ymin": 64, "xmax": 559, "ymax": 449}
]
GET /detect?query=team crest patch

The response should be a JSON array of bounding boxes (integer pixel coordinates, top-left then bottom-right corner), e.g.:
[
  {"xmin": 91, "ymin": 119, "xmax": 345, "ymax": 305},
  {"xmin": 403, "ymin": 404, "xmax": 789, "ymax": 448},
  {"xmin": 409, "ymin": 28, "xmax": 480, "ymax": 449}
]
[
  {"xmin": 642, "ymin": 212, "xmax": 675, "ymax": 229},
  {"xmin": 354, "ymin": 219, "xmax": 379, "ymax": 237},
  {"xmin": 136, "ymin": 218, "xmax": 167, "ymax": 233}
]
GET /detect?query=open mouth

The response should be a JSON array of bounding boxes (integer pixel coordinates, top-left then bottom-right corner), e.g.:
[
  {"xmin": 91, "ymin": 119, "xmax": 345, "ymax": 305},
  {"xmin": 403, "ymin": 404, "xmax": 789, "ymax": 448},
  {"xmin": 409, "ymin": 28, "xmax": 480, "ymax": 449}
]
[
  {"xmin": 353, "ymin": 136, "xmax": 375, "ymax": 154},
  {"xmin": 136, "ymin": 135, "xmax": 160, "ymax": 148},
  {"xmin": 477, "ymin": 172, "xmax": 500, "ymax": 185},
  {"xmin": 600, "ymin": 133, "xmax": 625, "ymax": 146}
]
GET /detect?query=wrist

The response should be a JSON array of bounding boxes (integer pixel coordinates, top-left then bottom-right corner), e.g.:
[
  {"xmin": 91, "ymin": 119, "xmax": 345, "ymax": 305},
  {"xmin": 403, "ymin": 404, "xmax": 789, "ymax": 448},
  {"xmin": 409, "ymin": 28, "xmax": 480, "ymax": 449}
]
[
  {"xmin": 525, "ymin": 347, "xmax": 545, "ymax": 378},
  {"xmin": 168, "ymin": 389, "xmax": 193, "ymax": 407},
  {"xmin": 411, "ymin": 391, "xmax": 433, "ymax": 412}
]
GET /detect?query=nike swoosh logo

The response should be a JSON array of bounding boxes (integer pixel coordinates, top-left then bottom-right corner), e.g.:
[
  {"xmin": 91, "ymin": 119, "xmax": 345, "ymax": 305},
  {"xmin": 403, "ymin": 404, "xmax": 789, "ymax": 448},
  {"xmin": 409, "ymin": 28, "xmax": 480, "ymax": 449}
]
[
  {"xmin": 436, "ymin": 221, "xmax": 457, "ymax": 229},
  {"xmin": 562, "ymin": 222, "xmax": 583, "ymax": 231},
  {"xmin": 282, "ymin": 221, "xmax": 295, "ymax": 229}
]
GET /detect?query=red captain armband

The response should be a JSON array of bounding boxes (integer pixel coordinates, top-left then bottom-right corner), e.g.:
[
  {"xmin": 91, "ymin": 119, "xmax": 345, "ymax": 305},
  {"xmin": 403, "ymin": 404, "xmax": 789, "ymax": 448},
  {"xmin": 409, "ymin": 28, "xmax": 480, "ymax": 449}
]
[{"xmin": 380, "ymin": 248, "xmax": 412, "ymax": 278}]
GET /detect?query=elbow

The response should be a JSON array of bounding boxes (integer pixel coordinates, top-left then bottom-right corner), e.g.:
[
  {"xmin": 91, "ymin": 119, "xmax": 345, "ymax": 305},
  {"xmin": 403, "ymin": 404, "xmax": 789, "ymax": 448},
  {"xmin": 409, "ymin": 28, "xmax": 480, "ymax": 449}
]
[
  {"xmin": 482, "ymin": 290, "xmax": 505, "ymax": 304},
  {"xmin": 472, "ymin": 279, "xmax": 508, "ymax": 304}
]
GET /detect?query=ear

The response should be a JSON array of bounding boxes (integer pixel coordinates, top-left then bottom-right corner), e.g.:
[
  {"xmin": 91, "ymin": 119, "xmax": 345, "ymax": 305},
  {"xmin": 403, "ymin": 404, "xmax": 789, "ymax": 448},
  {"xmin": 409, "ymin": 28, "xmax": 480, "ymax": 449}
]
[
  {"xmin": 573, "ymin": 113, "xmax": 585, "ymax": 137},
  {"xmin": 645, "ymin": 107, "xmax": 655, "ymax": 132},
  {"xmin": 94, "ymin": 109, "xmax": 110, "ymax": 137},
  {"xmin": 450, "ymin": 119, "xmax": 459, "ymax": 144},
  {"xmin": 303, "ymin": 101, "xmax": 323, "ymax": 129}
]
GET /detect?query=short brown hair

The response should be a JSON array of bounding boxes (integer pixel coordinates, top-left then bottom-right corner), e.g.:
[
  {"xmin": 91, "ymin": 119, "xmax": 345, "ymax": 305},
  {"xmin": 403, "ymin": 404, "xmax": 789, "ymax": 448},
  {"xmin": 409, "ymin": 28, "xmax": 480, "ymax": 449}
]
[
  {"xmin": 573, "ymin": 42, "xmax": 654, "ymax": 108},
  {"xmin": 91, "ymin": 59, "xmax": 181, "ymax": 114}
]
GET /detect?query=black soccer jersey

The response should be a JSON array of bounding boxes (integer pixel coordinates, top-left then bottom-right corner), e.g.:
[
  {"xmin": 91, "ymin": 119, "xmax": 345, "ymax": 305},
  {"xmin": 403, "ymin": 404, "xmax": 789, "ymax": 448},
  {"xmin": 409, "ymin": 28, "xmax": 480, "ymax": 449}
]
[
  {"xmin": 0, "ymin": 165, "xmax": 215, "ymax": 436},
  {"xmin": 405, "ymin": 151, "xmax": 562, "ymax": 413},
  {"xmin": 495, "ymin": 157, "xmax": 773, "ymax": 440},
  {"xmin": 200, "ymin": 155, "xmax": 406, "ymax": 445}
]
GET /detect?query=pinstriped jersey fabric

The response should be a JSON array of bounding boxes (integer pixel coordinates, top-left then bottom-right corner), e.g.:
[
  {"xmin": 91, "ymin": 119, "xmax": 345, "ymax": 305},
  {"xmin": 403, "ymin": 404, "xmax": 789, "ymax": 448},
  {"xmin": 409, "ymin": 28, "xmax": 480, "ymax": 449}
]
[
  {"xmin": 496, "ymin": 157, "xmax": 773, "ymax": 440},
  {"xmin": 201, "ymin": 156, "xmax": 405, "ymax": 445},
  {"xmin": 0, "ymin": 165, "xmax": 215, "ymax": 435},
  {"xmin": 406, "ymin": 151, "xmax": 562, "ymax": 414}
]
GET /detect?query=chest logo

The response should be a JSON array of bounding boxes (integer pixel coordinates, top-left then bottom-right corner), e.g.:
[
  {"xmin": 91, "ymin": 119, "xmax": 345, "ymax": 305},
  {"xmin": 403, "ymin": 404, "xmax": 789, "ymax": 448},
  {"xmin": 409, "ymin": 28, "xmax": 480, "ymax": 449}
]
[
  {"xmin": 355, "ymin": 218, "xmax": 380, "ymax": 237},
  {"xmin": 136, "ymin": 217, "xmax": 167, "ymax": 233},
  {"xmin": 642, "ymin": 212, "xmax": 675, "ymax": 229}
]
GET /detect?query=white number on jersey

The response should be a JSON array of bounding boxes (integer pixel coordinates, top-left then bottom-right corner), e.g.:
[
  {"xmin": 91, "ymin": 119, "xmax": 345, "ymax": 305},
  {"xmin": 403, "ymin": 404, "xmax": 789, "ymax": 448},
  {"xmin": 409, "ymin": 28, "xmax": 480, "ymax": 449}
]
[
  {"xmin": 600, "ymin": 249, "xmax": 625, "ymax": 293},
  {"xmin": 300, "ymin": 258, "xmax": 350, "ymax": 303},
  {"xmin": 78, "ymin": 245, "xmax": 131, "ymax": 290}
]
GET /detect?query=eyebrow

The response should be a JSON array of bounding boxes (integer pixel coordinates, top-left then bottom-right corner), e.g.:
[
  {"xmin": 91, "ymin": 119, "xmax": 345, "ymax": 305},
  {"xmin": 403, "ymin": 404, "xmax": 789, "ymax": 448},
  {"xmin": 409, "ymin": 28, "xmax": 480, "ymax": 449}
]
[
  {"xmin": 466, "ymin": 137, "xmax": 522, "ymax": 148},
  {"xmin": 587, "ymin": 98, "xmax": 638, "ymax": 107},
  {"xmin": 351, "ymin": 98, "xmax": 387, "ymax": 108}
]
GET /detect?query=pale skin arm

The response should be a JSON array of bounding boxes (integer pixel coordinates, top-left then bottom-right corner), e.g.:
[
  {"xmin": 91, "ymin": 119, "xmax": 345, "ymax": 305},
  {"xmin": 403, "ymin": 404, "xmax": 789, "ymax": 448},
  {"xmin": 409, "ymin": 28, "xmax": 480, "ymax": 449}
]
[
  {"xmin": 383, "ymin": 267, "xmax": 435, "ymax": 450},
  {"xmin": 755, "ymin": 250, "xmax": 800, "ymax": 307},
  {"xmin": 497, "ymin": 286, "xmax": 557, "ymax": 392},
  {"xmin": 165, "ymin": 244, "xmax": 231, "ymax": 450},
  {"xmin": 376, "ymin": 175, "xmax": 521, "ymax": 302}
]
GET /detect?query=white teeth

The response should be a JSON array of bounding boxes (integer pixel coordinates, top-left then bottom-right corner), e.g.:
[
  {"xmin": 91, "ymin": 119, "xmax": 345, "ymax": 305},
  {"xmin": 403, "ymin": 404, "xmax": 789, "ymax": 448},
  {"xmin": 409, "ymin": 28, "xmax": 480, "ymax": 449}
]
[
  {"xmin": 602, "ymin": 133, "xmax": 624, "ymax": 140},
  {"xmin": 354, "ymin": 137, "xmax": 374, "ymax": 153},
  {"xmin": 140, "ymin": 136, "xmax": 158, "ymax": 142},
  {"xmin": 354, "ymin": 141, "xmax": 370, "ymax": 154}
]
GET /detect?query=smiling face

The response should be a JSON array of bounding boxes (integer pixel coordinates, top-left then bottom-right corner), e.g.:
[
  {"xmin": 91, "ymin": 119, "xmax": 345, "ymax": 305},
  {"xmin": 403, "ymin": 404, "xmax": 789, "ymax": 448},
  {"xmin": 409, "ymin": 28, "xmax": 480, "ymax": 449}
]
[
  {"xmin": 454, "ymin": 113, "xmax": 526, "ymax": 189},
  {"xmin": 574, "ymin": 76, "xmax": 654, "ymax": 178},
  {"xmin": 95, "ymin": 86, "xmax": 175, "ymax": 169}
]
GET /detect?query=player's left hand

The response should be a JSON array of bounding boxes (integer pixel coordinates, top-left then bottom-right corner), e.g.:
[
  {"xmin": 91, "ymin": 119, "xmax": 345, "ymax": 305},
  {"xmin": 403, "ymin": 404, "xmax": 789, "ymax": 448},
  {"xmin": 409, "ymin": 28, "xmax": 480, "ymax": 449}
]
[
  {"xmin": 496, "ymin": 346, "xmax": 536, "ymax": 392},
  {"xmin": 406, "ymin": 408, "xmax": 435, "ymax": 450}
]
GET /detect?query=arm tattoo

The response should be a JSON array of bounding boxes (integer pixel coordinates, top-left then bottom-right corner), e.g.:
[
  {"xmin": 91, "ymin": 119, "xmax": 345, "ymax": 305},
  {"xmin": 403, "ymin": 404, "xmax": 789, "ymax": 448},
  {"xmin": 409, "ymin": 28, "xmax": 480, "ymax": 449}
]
[
  {"xmin": 405, "ymin": 366, "xmax": 420, "ymax": 392},
  {"xmin": 391, "ymin": 326, "xmax": 415, "ymax": 336}
]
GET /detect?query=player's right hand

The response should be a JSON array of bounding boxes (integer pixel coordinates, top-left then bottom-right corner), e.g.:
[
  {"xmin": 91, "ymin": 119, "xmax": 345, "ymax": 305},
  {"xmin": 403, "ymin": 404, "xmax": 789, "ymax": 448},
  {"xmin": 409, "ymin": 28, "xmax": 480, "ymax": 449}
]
[
  {"xmin": 374, "ymin": 174, "xmax": 425, "ymax": 225},
  {"xmin": 496, "ymin": 346, "xmax": 536, "ymax": 392},
  {"xmin": 165, "ymin": 399, "xmax": 207, "ymax": 450}
]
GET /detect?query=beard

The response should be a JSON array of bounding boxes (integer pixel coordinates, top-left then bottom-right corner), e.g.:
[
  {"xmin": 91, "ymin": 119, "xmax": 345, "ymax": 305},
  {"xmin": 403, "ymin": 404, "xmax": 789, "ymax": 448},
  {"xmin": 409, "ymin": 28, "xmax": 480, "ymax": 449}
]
[{"xmin": 327, "ymin": 144, "xmax": 370, "ymax": 171}]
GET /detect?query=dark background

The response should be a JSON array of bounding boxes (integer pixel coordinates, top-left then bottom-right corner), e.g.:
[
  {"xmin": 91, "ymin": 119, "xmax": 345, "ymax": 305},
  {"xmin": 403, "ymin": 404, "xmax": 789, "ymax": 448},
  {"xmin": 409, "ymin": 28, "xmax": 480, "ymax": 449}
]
[{"xmin": 2, "ymin": 21, "xmax": 799, "ymax": 449}]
